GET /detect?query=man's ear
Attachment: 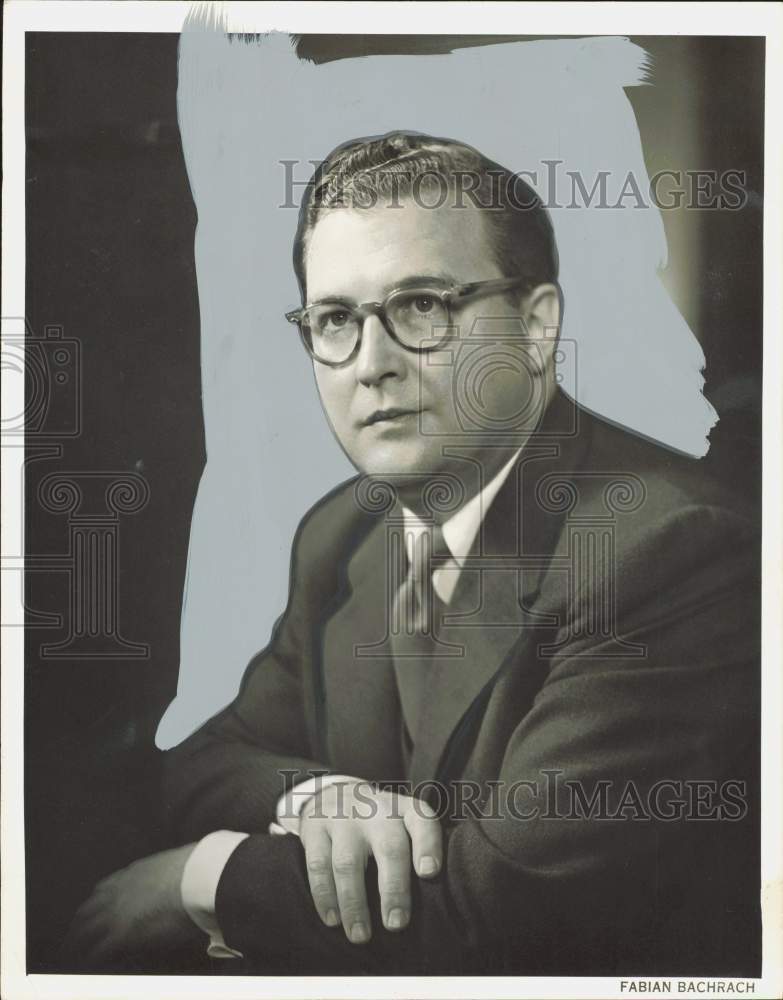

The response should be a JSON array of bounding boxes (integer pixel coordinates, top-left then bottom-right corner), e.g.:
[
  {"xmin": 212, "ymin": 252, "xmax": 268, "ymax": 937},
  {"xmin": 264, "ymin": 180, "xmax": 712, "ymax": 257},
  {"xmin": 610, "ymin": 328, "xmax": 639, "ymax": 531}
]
[
  {"xmin": 521, "ymin": 282, "xmax": 561, "ymax": 369},
  {"xmin": 523, "ymin": 282, "xmax": 561, "ymax": 337}
]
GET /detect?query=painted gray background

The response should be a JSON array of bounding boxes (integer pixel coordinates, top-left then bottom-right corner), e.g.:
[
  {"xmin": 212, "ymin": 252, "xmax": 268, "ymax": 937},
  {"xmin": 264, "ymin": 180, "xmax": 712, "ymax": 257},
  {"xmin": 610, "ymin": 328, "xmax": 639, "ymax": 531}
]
[{"xmin": 156, "ymin": 32, "xmax": 716, "ymax": 748}]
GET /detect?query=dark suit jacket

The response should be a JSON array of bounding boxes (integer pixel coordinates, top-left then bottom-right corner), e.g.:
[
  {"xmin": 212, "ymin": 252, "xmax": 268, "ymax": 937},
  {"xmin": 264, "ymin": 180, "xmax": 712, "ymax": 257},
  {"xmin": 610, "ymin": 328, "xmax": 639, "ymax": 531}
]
[{"xmin": 163, "ymin": 391, "xmax": 760, "ymax": 976}]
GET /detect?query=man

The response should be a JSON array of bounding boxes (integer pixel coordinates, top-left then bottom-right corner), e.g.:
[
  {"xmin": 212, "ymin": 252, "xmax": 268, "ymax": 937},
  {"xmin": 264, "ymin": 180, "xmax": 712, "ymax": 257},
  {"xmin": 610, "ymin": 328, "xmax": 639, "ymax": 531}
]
[{"xmin": 67, "ymin": 132, "xmax": 760, "ymax": 975}]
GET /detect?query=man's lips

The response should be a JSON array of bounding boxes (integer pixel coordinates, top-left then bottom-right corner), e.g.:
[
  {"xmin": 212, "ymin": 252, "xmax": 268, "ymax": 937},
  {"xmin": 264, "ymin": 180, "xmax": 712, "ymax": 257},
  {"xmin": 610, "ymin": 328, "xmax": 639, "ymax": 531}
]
[{"xmin": 362, "ymin": 407, "xmax": 421, "ymax": 427}]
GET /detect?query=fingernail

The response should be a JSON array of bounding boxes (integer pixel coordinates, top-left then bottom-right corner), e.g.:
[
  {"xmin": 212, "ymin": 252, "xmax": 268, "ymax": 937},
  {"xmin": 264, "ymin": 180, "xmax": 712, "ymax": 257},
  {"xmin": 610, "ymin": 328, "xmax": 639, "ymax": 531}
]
[
  {"xmin": 325, "ymin": 909, "xmax": 339, "ymax": 927},
  {"xmin": 419, "ymin": 856, "xmax": 438, "ymax": 876},
  {"xmin": 387, "ymin": 908, "xmax": 406, "ymax": 930},
  {"xmin": 350, "ymin": 922, "xmax": 369, "ymax": 944}
]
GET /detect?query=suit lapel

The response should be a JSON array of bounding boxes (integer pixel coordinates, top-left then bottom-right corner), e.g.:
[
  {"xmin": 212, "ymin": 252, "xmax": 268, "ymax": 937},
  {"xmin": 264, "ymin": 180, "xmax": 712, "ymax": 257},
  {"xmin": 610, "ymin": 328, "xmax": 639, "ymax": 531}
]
[
  {"xmin": 409, "ymin": 391, "xmax": 591, "ymax": 786},
  {"xmin": 321, "ymin": 513, "xmax": 408, "ymax": 780}
]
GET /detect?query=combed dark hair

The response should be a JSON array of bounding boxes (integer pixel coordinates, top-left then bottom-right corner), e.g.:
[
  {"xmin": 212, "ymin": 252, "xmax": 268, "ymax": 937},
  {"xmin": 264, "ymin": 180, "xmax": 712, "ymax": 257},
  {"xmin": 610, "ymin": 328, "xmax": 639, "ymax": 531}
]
[{"xmin": 292, "ymin": 131, "xmax": 558, "ymax": 300}]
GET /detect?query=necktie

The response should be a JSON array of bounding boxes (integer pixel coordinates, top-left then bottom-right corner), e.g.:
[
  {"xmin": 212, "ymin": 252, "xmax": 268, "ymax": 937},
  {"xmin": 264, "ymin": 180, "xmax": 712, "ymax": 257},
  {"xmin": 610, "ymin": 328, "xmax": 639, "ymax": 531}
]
[
  {"xmin": 397, "ymin": 523, "xmax": 446, "ymax": 635},
  {"xmin": 391, "ymin": 523, "xmax": 448, "ymax": 743}
]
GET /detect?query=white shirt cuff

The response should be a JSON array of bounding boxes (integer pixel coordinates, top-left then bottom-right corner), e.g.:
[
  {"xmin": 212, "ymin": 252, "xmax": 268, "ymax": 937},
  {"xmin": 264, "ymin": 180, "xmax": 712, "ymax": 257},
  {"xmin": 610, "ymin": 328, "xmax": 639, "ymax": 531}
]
[
  {"xmin": 272, "ymin": 774, "xmax": 360, "ymax": 837},
  {"xmin": 180, "ymin": 830, "xmax": 250, "ymax": 958}
]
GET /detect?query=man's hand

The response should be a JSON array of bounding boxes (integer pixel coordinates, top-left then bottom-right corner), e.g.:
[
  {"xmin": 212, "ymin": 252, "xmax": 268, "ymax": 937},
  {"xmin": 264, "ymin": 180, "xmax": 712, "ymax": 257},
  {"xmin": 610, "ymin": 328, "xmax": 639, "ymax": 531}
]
[
  {"xmin": 299, "ymin": 781, "xmax": 442, "ymax": 944},
  {"xmin": 63, "ymin": 844, "xmax": 201, "ymax": 967}
]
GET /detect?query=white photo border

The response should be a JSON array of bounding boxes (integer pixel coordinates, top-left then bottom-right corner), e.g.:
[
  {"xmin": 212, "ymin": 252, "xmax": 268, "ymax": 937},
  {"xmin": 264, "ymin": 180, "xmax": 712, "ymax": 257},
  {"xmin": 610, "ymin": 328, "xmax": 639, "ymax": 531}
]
[{"xmin": 3, "ymin": 3, "xmax": 781, "ymax": 999}]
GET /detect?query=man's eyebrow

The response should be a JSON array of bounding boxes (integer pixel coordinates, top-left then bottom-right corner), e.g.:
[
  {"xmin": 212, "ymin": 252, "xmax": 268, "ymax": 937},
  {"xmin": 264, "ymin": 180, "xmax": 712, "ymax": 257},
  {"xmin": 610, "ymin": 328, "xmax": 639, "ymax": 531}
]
[
  {"xmin": 309, "ymin": 273, "xmax": 459, "ymax": 305},
  {"xmin": 379, "ymin": 273, "xmax": 458, "ymax": 295}
]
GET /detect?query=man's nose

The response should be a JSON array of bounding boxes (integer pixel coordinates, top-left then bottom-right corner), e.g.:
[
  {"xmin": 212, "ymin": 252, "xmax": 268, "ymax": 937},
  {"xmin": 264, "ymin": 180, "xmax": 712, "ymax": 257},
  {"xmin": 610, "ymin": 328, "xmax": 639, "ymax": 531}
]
[{"xmin": 354, "ymin": 314, "xmax": 407, "ymax": 387}]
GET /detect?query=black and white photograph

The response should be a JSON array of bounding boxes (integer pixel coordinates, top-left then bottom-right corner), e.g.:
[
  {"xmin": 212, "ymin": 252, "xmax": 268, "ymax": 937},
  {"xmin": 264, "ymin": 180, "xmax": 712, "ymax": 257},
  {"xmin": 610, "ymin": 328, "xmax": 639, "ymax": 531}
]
[{"xmin": 2, "ymin": 3, "xmax": 782, "ymax": 998}]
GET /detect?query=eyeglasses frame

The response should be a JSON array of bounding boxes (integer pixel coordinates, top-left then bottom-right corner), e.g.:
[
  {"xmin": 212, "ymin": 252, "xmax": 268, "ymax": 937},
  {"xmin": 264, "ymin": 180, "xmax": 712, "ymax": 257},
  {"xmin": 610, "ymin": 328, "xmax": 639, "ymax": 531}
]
[{"xmin": 284, "ymin": 276, "xmax": 532, "ymax": 368}]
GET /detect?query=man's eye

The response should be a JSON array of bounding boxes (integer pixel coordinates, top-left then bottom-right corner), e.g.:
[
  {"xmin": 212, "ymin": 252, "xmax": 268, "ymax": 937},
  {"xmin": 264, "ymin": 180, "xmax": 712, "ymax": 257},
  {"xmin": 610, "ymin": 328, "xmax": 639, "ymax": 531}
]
[
  {"xmin": 323, "ymin": 310, "xmax": 350, "ymax": 329},
  {"xmin": 413, "ymin": 295, "xmax": 435, "ymax": 314}
]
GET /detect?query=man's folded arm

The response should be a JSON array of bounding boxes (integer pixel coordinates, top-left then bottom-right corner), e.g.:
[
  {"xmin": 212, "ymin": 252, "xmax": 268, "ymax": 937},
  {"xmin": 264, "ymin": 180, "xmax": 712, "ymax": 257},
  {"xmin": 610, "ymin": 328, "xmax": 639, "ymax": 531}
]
[{"xmin": 210, "ymin": 507, "xmax": 759, "ymax": 974}]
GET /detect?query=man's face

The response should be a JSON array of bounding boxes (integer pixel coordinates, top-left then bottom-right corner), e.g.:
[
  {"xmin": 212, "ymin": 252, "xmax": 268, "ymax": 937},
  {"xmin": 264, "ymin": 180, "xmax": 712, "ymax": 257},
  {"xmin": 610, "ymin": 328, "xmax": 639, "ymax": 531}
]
[{"xmin": 304, "ymin": 199, "xmax": 553, "ymax": 485}]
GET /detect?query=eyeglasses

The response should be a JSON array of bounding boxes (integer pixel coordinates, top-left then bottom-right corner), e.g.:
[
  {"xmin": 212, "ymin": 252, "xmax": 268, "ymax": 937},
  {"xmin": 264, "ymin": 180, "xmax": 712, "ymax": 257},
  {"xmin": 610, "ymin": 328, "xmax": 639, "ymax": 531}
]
[{"xmin": 285, "ymin": 276, "xmax": 531, "ymax": 367}]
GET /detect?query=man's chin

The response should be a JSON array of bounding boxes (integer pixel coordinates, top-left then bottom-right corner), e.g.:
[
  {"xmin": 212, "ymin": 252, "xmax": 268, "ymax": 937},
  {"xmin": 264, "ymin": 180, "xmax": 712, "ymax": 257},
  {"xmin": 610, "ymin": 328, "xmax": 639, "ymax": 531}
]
[
  {"xmin": 354, "ymin": 455, "xmax": 448, "ymax": 483},
  {"xmin": 352, "ymin": 451, "xmax": 464, "ymax": 515}
]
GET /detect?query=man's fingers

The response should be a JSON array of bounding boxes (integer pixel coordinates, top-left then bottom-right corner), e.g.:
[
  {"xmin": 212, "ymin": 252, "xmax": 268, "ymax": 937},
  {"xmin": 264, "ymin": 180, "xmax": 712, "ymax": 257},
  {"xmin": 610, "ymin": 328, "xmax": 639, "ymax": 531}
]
[
  {"xmin": 373, "ymin": 832, "xmax": 412, "ymax": 931},
  {"xmin": 330, "ymin": 831, "xmax": 372, "ymax": 944},
  {"xmin": 302, "ymin": 828, "xmax": 340, "ymax": 928},
  {"xmin": 403, "ymin": 796, "xmax": 443, "ymax": 878},
  {"xmin": 299, "ymin": 788, "xmax": 440, "ymax": 942}
]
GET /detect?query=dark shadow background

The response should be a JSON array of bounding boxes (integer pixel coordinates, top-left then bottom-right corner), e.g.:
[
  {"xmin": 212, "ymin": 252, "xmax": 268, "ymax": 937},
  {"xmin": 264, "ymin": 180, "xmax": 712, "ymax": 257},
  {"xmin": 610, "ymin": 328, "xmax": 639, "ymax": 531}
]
[{"xmin": 24, "ymin": 32, "xmax": 763, "ymax": 972}]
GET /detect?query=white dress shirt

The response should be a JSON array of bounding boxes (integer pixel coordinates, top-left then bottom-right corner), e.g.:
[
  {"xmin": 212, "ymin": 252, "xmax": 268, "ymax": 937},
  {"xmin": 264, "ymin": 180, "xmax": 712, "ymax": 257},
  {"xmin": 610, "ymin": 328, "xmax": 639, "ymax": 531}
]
[{"xmin": 180, "ymin": 449, "xmax": 521, "ymax": 957}]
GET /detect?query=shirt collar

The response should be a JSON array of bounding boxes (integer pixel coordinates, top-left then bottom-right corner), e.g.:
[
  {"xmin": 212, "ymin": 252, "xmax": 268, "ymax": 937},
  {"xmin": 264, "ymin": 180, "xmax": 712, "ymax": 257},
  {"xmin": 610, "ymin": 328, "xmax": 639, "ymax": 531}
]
[{"xmin": 401, "ymin": 448, "xmax": 521, "ymax": 603}]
